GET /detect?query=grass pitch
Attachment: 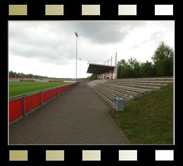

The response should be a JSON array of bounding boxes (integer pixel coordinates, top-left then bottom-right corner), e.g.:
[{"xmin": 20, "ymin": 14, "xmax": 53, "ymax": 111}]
[
  {"xmin": 9, "ymin": 81, "xmax": 70, "ymax": 97},
  {"xmin": 109, "ymin": 84, "xmax": 173, "ymax": 144}
]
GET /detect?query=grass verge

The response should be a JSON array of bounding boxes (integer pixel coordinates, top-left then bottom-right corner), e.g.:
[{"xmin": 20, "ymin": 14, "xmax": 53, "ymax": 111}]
[
  {"xmin": 9, "ymin": 81, "xmax": 70, "ymax": 97},
  {"xmin": 108, "ymin": 84, "xmax": 173, "ymax": 144}
]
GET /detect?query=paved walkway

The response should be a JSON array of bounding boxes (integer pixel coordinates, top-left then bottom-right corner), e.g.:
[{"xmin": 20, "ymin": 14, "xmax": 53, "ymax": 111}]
[{"xmin": 9, "ymin": 83, "xmax": 130, "ymax": 145}]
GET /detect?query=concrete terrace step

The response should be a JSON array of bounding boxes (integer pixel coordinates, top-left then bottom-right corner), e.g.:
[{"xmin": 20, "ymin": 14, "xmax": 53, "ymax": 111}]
[
  {"xmin": 100, "ymin": 83, "xmax": 153, "ymax": 94},
  {"xmin": 106, "ymin": 82, "xmax": 162, "ymax": 90},
  {"xmin": 107, "ymin": 81, "xmax": 169, "ymax": 87},
  {"xmin": 88, "ymin": 77, "xmax": 173, "ymax": 106},
  {"xmin": 95, "ymin": 85, "xmax": 132, "ymax": 102},
  {"xmin": 96, "ymin": 84, "xmax": 137, "ymax": 99},
  {"xmin": 90, "ymin": 86, "xmax": 114, "ymax": 107},
  {"xmin": 108, "ymin": 77, "xmax": 173, "ymax": 81}
]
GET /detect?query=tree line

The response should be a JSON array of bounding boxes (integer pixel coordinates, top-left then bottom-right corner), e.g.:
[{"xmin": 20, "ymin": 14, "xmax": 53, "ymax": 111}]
[
  {"xmin": 9, "ymin": 71, "xmax": 49, "ymax": 79},
  {"xmin": 88, "ymin": 42, "xmax": 173, "ymax": 80}
]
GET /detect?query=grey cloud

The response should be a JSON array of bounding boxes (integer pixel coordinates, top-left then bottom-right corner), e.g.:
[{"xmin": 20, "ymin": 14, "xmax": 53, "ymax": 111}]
[
  {"xmin": 8, "ymin": 21, "xmax": 147, "ymax": 66},
  {"xmin": 9, "ymin": 21, "xmax": 145, "ymax": 47},
  {"xmin": 9, "ymin": 41, "xmax": 75, "ymax": 66},
  {"xmin": 128, "ymin": 31, "xmax": 164, "ymax": 50},
  {"xmin": 59, "ymin": 21, "xmax": 145, "ymax": 44},
  {"xmin": 73, "ymin": 22, "xmax": 128, "ymax": 44},
  {"xmin": 9, "ymin": 24, "xmax": 65, "ymax": 50},
  {"xmin": 149, "ymin": 31, "xmax": 164, "ymax": 41}
]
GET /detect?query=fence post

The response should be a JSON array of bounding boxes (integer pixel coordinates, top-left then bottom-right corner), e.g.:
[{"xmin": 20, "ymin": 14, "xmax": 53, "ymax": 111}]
[
  {"xmin": 30, "ymin": 95, "xmax": 32, "ymax": 112},
  {"xmin": 20, "ymin": 97, "xmax": 22, "ymax": 116},
  {"xmin": 23, "ymin": 95, "xmax": 25, "ymax": 116},
  {"xmin": 40, "ymin": 91, "xmax": 43, "ymax": 105},
  {"xmin": 50, "ymin": 89, "xmax": 51, "ymax": 100}
]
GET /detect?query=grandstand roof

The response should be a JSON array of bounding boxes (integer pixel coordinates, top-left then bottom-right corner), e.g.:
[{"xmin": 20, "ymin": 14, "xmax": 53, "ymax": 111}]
[{"xmin": 87, "ymin": 63, "xmax": 114, "ymax": 74}]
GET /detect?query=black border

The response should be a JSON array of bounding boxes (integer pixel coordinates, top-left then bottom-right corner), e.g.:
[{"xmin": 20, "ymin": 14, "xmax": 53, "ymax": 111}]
[{"xmin": 1, "ymin": 0, "xmax": 181, "ymax": 166}]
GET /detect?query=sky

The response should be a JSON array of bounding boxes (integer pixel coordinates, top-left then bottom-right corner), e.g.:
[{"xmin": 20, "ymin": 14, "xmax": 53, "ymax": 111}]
[{"xmin": 9, "ymin": 21, "xmax": 174, "ymax": 78}]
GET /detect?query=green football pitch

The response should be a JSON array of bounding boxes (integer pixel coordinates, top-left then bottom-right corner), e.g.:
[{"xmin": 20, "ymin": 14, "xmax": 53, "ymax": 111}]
[{"xmin": 9, "ymin": 81, "xmax": 71, "ymax": 97}]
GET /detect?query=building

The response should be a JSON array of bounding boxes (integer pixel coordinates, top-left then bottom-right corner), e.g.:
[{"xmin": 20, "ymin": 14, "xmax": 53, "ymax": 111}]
[{"xmin": 87, "ymin": 63, "xmax": 117, "ymax": 80}]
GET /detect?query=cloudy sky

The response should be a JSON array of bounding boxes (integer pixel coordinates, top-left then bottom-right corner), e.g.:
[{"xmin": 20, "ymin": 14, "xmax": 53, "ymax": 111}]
[{"xmin": 9, "ymin": 21, "xmax": 174, "ymax": 78}]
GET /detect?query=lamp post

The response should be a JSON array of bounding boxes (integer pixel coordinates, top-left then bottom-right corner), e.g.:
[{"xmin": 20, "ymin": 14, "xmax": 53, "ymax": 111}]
[
  {"xmin": 75, "ymin": 32, "xmax": 78, "ymax": 81},
  {"xmin": 79, "ymin": 58, "xmax": 81, "ymax": 79}
]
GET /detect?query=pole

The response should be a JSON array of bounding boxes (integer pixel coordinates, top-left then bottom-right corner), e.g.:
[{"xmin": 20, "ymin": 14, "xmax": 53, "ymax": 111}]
[
  {"xmin": 76, "ymin": 36, "xmax": 77, "ymax": 81},
  {"xmin": 79, "ymin": 58, "xmax": 81, "ymax": 79},
  {"xmin": 75, "ymin": 32, "xmax": 78, "ymax": 81},
  {"xmin": 114, "ymin": 52, "xmax": 118, "ymax": 79}
]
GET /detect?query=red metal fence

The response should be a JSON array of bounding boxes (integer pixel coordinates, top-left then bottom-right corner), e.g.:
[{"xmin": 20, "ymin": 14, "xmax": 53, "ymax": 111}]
[{"xmin": 9, "ymin": 83, "xmax": 77, "ymax": 124}]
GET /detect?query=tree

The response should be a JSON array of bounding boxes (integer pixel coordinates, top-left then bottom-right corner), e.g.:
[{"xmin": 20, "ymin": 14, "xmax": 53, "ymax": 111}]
[
  {"xmin": 9, "ymin": 71, "xmax": 14, "ymax": 77},
  {"xmin": 152, "ymin": 42, "xmax": 173, "ymax": 76},
  {"xmin": 117, "ymin": 58, "xmax": 140, "ymax": 78},
  {"xmin": 140, "ymin": 61, "xmax": 157, "ymax": 77},
  {"xmin": 117, "ymin": 59, "xmax": 128, "ymax": 78},
  {"xmin": 88, "ymin": 74, "xmax": 97, "ymax": 81},
  {"xmin": 128, "ymin": 58, "xmax": 140, "ymax": 78}
]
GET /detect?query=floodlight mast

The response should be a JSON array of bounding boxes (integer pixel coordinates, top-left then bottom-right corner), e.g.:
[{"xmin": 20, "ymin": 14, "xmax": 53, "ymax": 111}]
[
  {"xmin": 79, "ymin": 58, "xmax": 82, "ymax": 79},
  {"xmin": 75, "ymin": 32, "xmax": 78, "ymax": 81}
]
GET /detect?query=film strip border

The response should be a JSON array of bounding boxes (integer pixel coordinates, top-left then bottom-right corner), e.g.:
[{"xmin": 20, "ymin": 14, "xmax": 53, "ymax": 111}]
[
  {"xmin": 8, "ymin": 4, "xmax": 174, "ymax": 16},
  {"xmin": 8, "ymin": 149, "xmax": 175, "ymax": 161},
  {"xmin": 2, "ymin": 1, "xmax": 178, "ymax": 166}
]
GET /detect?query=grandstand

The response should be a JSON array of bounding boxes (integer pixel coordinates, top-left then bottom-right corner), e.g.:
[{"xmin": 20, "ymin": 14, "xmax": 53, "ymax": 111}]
[
  {"xmin": 87, "ymin": 63, "xmax": 116, "ymax": 80},
  {"xmin": 87, "ymin": 54, "xmax": 118, "ymax": 80}
]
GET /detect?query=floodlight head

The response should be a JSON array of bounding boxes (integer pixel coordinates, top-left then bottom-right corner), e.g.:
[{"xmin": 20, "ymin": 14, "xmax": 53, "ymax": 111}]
[{"xmin": 75, "ymin": 32, "xmax": 78, "ymax": 37}]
